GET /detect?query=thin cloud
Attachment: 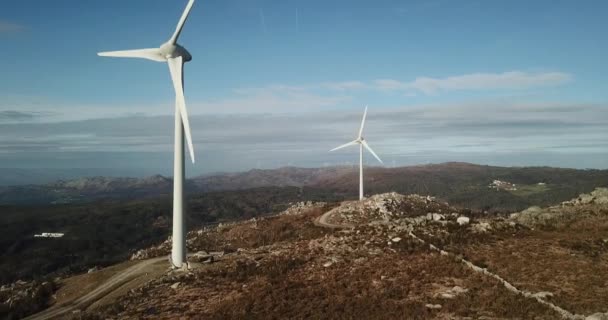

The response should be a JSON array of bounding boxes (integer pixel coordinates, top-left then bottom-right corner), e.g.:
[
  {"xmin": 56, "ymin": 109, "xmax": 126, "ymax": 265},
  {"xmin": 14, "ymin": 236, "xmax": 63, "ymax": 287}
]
[
  {"xmin": 0, "ymin": 110, "xmax": 58, "ymax": 122},
  {"xmin": 407, "ymin": 71, "xmax": 572, "ymax": 94},
  {"xmin": 326, "ymin": 71, "xmax": 572, "ymax": 94},
  {"xmin": 0, "ymin": 21, "xmax": 25, "ymax": 33},
  {"xmin": 320, "ymin": 81, "xmax": 367, "ymax": 91},
  {"xmin": 259, "ymin": 9, "xmax": 267, "ymax": 34}
]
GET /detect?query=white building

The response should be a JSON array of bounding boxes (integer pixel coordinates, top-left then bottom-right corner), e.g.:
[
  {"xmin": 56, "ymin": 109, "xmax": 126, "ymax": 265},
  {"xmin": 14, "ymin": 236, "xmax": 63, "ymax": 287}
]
[{"xmin": 34, "ymin": 232, "xmax": 65, "ymax": 238}]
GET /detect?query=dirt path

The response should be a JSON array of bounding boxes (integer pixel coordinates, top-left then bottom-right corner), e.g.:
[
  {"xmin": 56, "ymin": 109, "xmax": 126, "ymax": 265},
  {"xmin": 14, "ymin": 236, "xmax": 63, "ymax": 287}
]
[
  {"xmin": 25, "ymin": 257, "xmax": 167, "ymax": 320},
  {"xmin": 314, "ymin": 205, "xmax": 353, "ymax": 229}
]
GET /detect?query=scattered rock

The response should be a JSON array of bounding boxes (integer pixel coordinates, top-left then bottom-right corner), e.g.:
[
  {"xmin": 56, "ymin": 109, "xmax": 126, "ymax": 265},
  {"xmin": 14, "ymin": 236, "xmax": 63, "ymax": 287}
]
[
  {"xmin": 391, "ymin": 237, "xmax": 402, "ymax": 243},
  {"xmin": 425, "ymin": 303, "xmax": 442, "ymax": 310},
  {"xmin": 170, "ymin": 282, "xmax": 180, "ymax": 289}
]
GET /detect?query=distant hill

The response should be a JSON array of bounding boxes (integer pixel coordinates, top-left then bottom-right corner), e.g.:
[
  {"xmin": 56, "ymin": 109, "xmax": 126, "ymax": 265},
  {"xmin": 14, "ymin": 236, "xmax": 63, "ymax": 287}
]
[{"xmin": 1, "ymin": 163, "xmax": 606, "ymax": 211}]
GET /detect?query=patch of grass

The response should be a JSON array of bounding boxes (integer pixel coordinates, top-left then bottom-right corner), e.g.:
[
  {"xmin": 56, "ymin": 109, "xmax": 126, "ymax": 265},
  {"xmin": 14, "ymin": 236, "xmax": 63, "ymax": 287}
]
[{"xmin": 509, "ymin": 183, "xmax": 550, "ymax": 197}]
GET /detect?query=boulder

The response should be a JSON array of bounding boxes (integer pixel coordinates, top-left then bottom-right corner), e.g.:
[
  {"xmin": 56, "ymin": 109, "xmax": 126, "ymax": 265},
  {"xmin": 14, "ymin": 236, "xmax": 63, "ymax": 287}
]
[
  {"xmin": 432, "ymin": 213, "xmax": 445, "ymax": 221},
  {"xmin": 457, "ymin": 216, "xmax": 470, "ymax": 225}
]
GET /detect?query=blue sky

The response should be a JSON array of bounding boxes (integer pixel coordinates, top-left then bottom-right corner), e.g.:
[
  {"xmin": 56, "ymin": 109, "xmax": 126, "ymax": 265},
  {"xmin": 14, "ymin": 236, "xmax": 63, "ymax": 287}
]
[{"xmin": 1, "ymin": 0, "xmax": 607, "ymax": 176}]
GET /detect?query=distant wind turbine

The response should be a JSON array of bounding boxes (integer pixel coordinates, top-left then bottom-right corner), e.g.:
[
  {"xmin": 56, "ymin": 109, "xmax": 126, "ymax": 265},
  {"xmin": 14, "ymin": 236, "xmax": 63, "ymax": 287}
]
[
  {"xmin": 330, "ymin": 106, "xmax": 383, "ymax": 200},
  {"xmin": 97, "ymin": 0, "xmax": 197, "ymax": 269}
]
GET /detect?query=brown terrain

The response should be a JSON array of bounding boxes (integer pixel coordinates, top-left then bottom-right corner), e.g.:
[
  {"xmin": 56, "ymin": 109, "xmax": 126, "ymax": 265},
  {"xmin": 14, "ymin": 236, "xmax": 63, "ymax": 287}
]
[{"xmin": 19, "ymin": 189, "xmax": 608, "ymax": 319}]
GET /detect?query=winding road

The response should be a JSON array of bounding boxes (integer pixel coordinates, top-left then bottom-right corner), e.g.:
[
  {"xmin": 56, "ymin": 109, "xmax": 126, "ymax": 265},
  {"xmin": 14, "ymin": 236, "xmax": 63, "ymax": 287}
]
[{"xmin": 25, "ymin": 257, "xmax": 166, "ymax": 320}]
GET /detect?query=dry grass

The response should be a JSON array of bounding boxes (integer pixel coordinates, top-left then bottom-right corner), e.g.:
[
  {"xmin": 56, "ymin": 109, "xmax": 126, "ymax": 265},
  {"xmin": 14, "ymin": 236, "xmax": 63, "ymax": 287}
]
[
  {"xmin": 429, "ymin": 215, "xmax": 608, "ymax": 315},
  {"xmin": 189, "ymin": 207, "xmax": 329, "ymax": 252},
  {"xmin": 53, "ymin": 260, "xmax": 139, "ymax": 306}
]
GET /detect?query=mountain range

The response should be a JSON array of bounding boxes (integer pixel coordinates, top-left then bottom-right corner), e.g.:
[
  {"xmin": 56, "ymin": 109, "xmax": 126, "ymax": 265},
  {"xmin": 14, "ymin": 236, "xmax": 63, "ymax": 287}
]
[{"xmin": 2, "ymin": 162, "xmax": 607, "ymax": 212}]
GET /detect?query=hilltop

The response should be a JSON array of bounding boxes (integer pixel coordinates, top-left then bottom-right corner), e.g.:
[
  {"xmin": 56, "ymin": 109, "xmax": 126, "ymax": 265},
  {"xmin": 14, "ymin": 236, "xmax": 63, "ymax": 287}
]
[{"xmin": 10, "ymin": 188, "xmax": 607, "ymax": 319}]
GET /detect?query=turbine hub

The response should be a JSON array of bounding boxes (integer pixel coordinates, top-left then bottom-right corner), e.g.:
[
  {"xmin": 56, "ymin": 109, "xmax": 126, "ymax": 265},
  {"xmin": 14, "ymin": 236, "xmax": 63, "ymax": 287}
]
[{"xmin": 160, "ymin": 42, "xmax": 192, "ymax": 62}]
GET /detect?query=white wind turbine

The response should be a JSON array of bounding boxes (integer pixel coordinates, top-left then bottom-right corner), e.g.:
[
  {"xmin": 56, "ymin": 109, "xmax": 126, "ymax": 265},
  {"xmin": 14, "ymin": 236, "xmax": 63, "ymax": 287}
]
[
  {"xmin": 98, "ymin": 0, "xmax": 197, "ymax": 268},
  {"xmin": 330, "ymin": 106, "xmax": 383, "ymax": 200}
]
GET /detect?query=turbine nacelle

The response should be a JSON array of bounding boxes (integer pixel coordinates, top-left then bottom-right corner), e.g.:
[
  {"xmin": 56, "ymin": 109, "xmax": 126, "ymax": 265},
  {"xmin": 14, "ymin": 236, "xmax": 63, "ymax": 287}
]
[{"xmin": 160, "ymin": 42, "xmax": 192, "ymax": 62}]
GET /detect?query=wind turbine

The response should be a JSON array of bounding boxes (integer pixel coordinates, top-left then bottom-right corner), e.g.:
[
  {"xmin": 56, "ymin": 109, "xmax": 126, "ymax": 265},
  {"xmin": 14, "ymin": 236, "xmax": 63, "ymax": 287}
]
[
  {"xmin": 330, "ymin": 106, "xmax": 383, "ymax": 200},
  {"xmin": 97, "ymin": 0, "xmax": 197, "ymax": 269}
]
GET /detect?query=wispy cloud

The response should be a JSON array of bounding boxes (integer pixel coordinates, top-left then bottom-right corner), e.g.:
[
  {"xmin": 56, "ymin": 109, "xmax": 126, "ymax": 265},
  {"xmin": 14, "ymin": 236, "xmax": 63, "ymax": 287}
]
[
  {"xmin": 228, "ymin": 71, "xmax": 570, "ymax": 101},
  {"xmin": 197, "ymin": 84, "xmax": 352, "ymax": 114},
  {"xmin": 0, "ymin": 21, "xmax": 25, "ymax": 33},
  {"xmin": 319, "ymin": 81, "xmax": 367, "ymax": 91},
  {"xmin": 404, "ymin": 71, "xmax": 572, "ymax": 94},
  {"xmin": 0, "ymin": 110, "xmax": 58, "ymax": 122},
  {"xmin": 259, "ymin": 9, "xmax": 267, "ymax": 34},
  {"xmin": 320, "ymin": 71, "xmax": 572, "ymax": 95}
]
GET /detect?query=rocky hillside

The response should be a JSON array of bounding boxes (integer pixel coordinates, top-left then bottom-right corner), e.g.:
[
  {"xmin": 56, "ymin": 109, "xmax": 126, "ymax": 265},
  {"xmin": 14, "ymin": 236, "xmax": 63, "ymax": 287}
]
[{"xmin": 51, "ymin": 189, "xmax": 608, "ymax": 320}]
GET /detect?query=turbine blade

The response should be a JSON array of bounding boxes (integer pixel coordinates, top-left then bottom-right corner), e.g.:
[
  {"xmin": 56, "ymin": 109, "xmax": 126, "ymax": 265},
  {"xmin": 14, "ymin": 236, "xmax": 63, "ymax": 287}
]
[
  {"xmin": 168, "ymin": 56, "xmax": 195, "ymax": 163},
  {"xmin": 330, "ymin": 140, "xmax": 358, "ymax": 152},
  {"xmin": 358, "ymin": 105, "xmax": 368, "ymax": 138},
  {"xmin": 98, "ymin": 48, "xmax": 165, "ymax": 62},
  {"xmin": 362, "ymin": 140, "xmax": 383, "ymax": 164},
  {"xmin": 169, "ymin": 0, "xmax": 195, "ymax": 44}
]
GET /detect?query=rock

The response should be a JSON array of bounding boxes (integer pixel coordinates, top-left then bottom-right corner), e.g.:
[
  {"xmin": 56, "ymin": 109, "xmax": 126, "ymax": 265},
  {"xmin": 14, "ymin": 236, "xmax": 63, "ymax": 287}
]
[
  {"xmin": 191, "ymin": 251, "xmax": 213, "ymax": 263},
  {"xmin": 591, "ymin": 188, "xmax": 608, "ymax": 205},
  {"xmin": 170, "ymin": 282, "xmax": 180, "ymax": 289},
  {"xmin": 87, "ymin": 266, "xmax": 99, "ymax": 273},
  {"xmin": 193, "ymin": 250, "xmax": 209, "ymax": 256},
  {"xmin": 451, "ymin": 286, "xmax": 468, "ymax": 294},
  {"xmin": 439, "ymin": 286, "xmax": 468, "ymax": 299},
  {"xmin": 431, "ymin": 213, "xmax": 444, "ymax": 221},
  {"xmin": 391, "ymin": 237, "xmax": 402, "ymax": 243},
  {"xmin": 472, "ymin": 222, "xmax": 492, "ymax": 233},
  {"xmin": 440, "ymin": 293, "xmax": 455, "ymax": 299},
  {"xmin": 457, "ymin": 216, "xmax": 470, "ymax": 225},
  {"xmin": 532, "ymin": 291, "xmax": 553, "ymax": 299},
  {"xmin": 130, "ymin": 249, "xmax": 149, "ymax": 260},
  {"xmin": 586, "ymin": 313, "xmax": 608, "ymax": 320},
  {"xmin": 425, "ymin": 303, "xmax": 442, "ymax": 310},
  {"xmin": 323, "ymin": 261, "xmax": 333, "ymax": 268}
]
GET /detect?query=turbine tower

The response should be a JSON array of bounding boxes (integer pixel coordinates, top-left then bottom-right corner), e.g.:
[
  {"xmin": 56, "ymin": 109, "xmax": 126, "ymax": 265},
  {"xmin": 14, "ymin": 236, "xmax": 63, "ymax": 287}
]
[
  {"xmin": 97, "ymin": 0, "xmax": 197, "ymax": 268},
  {"xmin": 330, "ymin": 106, "xmax": 383, "ymax": 200}
]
